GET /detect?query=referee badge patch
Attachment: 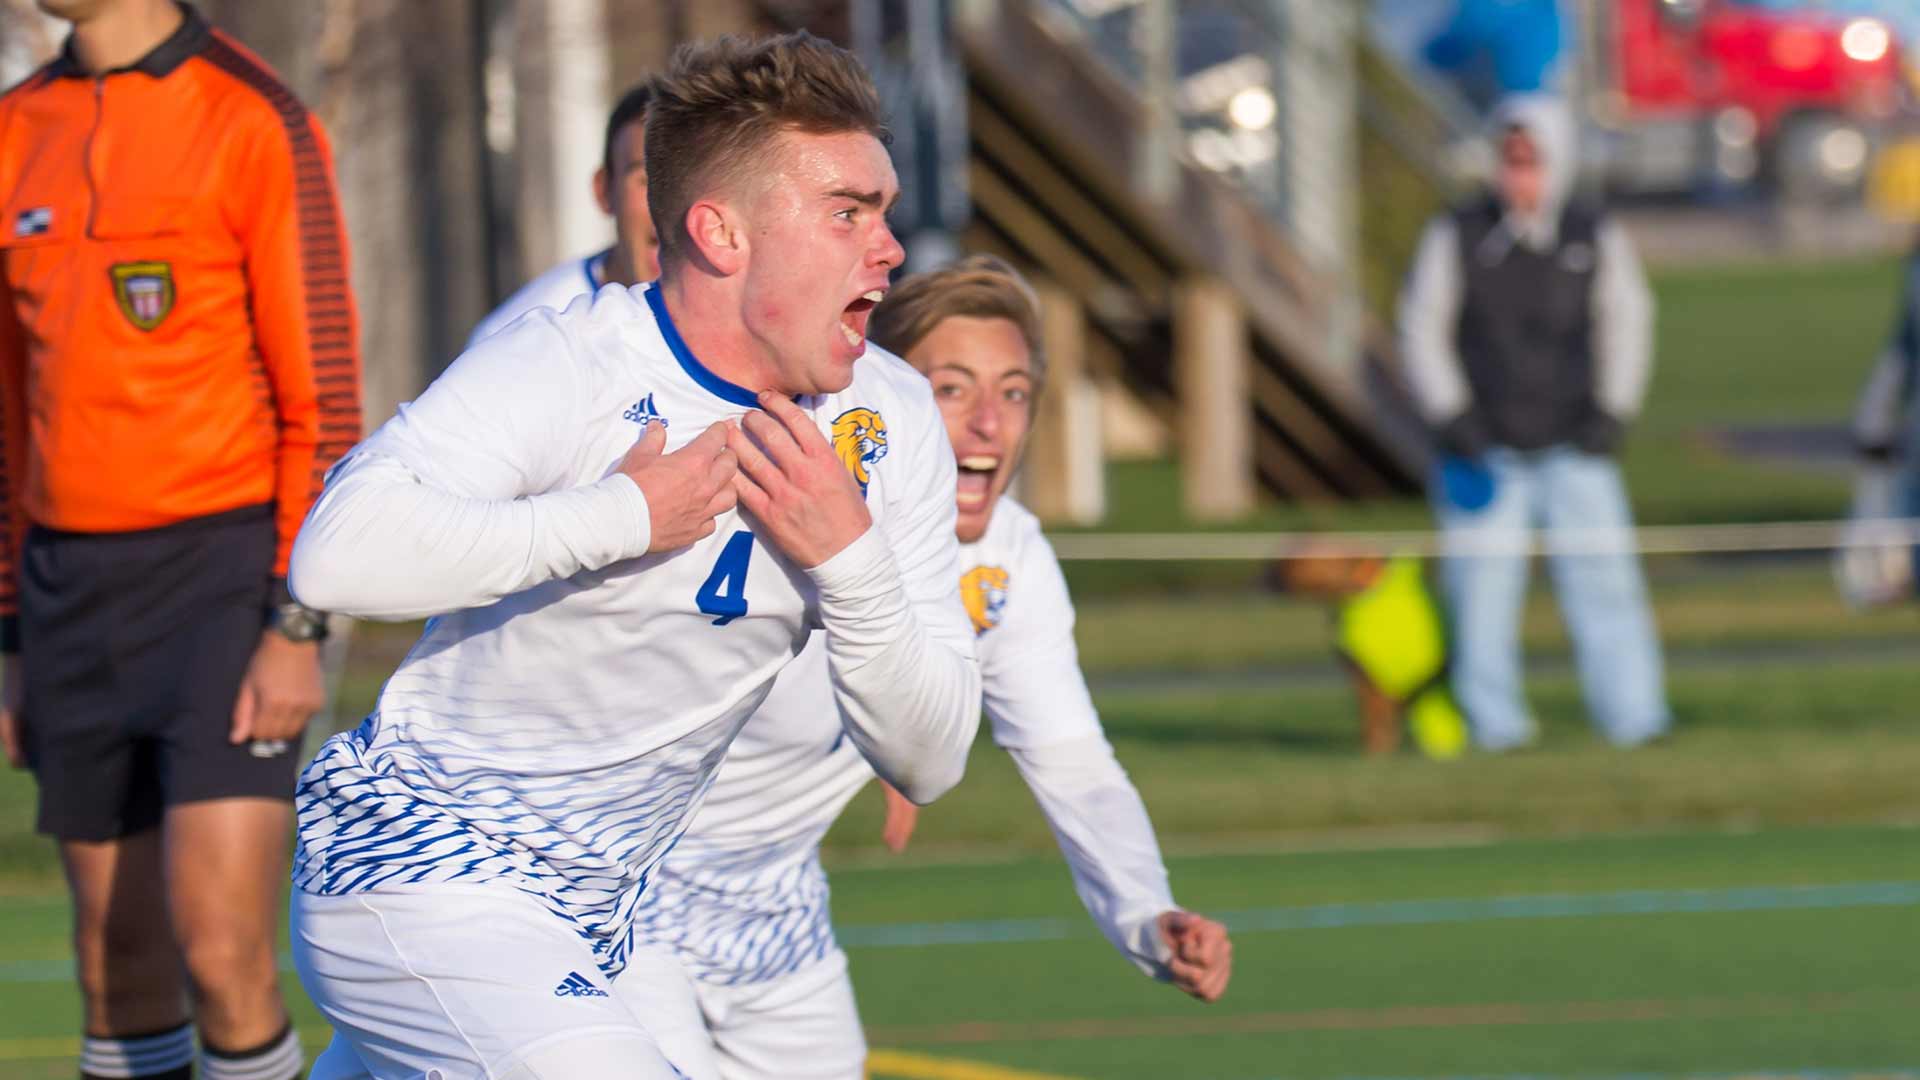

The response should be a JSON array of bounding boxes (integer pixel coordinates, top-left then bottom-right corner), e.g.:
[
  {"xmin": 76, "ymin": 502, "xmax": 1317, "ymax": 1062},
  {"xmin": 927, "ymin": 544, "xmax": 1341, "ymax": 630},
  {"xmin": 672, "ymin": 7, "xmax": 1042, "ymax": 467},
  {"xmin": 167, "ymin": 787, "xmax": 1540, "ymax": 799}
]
[{"xmin": 110, "ymin": 261, "xmax": 175, "ymax": 331}]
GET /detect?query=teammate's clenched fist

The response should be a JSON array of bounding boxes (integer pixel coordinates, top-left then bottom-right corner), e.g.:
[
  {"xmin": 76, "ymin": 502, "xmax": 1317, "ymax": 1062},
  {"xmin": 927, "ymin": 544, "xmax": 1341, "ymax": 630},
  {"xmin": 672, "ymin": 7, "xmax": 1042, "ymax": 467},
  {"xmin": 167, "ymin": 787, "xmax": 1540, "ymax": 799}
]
[
  {"xmin": 621, "ymin": 421, "xmax": 739, "ymax": 553},
  {"xmin": 1158, "ymin": 911, "xmax": 1233, "ymax": 1002},
  {"xmin": 728, "ymin": 391, "xmax": 874, "ymax": 568}
]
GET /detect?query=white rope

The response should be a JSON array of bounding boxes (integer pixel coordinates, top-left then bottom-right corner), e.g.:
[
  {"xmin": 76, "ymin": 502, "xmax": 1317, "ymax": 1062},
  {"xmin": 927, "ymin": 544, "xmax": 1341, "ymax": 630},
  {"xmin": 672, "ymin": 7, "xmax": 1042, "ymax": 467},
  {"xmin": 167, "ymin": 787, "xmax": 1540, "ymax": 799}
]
[{"xmin": 1044, "ymin": 517, "xmax": 1920, "ymax": 561}]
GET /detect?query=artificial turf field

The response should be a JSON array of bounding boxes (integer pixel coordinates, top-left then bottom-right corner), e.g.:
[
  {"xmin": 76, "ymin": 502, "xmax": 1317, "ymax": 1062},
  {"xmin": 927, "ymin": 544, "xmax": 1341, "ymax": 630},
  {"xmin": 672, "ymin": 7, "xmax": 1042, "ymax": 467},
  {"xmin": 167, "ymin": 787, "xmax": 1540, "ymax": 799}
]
[
  {"xmin": 0, "ymin": 818, "xmax": 1915, "ymax": 1079},
  {"xmin": 0, "ymin": 255, "xmax": 1916, "ymax": 1077}
]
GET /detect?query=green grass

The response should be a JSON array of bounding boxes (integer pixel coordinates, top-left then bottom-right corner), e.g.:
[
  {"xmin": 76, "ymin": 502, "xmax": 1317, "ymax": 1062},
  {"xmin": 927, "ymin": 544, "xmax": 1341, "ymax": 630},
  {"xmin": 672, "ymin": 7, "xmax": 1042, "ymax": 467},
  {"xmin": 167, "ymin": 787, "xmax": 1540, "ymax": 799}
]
[
  {"xmin": 838, "ymin": 827, "xmax": 1920, "ymax": 1079},
  {"xmin": 1066, "ymin": 560, "xmax": 1920, "ymax": 674},
  {"xmin": 2, "ymin": 825, "xmax": 1916, "ymax": 1078},
  {"xmin": 814, "ymin": 651, "xmax": 1920, "ymax": 859}
]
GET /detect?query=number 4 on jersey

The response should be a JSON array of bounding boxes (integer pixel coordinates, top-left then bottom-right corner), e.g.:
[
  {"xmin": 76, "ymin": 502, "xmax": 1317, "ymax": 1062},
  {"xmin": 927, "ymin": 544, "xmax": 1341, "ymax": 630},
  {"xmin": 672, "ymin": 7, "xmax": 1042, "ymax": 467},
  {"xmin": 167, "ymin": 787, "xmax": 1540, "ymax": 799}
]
[{"xmin": 696, "ymin": 530, "xmax": 755, "ymax": 626}]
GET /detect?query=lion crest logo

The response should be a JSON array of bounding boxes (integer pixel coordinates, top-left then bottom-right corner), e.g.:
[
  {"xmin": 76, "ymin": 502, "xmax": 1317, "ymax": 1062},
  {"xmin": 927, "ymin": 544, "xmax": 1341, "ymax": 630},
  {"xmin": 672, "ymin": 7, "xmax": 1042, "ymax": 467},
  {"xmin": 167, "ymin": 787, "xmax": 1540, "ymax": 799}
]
[
  {"xmin": 960, "ymin": 565, "xmax": 1010, "ymax": 636},
  {"xmin": 831, "ymin": 407, "xmax": 888, "ymax": 497}
]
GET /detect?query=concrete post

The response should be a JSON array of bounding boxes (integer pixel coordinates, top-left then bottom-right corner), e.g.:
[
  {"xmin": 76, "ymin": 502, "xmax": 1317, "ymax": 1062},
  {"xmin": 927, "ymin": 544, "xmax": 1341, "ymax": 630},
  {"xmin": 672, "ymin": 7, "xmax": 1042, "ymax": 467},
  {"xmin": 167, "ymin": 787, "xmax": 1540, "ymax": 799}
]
[
  {"xmin": 1279, "ymin": 0, "xmax": 1362, "ymax": 373},
  {"xmin": 511, "ymin": 0, "xmax": 613, "ymax": 279},
  {"xmin": 1175, "ymin": 277, "xmax": 1255, "ymax": 520},
  {"xmin": 1135, "ymin": 0, "xmax": 1179, "ymax": 208},
  {"xmin": 1021, "ymin": 281, "xmax": 1105, "ymax": 525}
]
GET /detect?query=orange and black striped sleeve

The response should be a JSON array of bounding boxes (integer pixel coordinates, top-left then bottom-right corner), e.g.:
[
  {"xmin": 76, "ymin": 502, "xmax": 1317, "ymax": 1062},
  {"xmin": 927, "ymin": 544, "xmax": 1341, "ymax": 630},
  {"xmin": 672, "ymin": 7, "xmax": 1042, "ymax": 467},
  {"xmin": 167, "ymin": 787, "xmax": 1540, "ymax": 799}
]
[{"xmin": 208, "ymin": 36, "xmax": 362, "ymax": 602}]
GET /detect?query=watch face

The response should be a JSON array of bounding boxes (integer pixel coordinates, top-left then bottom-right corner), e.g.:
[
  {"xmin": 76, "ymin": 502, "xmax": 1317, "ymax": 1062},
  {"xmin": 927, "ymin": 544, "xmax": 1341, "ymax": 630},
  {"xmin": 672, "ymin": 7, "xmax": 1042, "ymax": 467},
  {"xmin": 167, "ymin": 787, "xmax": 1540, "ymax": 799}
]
[{"xmin": 275, "ymin": 605, "xmax": 327, "ymax": 642}]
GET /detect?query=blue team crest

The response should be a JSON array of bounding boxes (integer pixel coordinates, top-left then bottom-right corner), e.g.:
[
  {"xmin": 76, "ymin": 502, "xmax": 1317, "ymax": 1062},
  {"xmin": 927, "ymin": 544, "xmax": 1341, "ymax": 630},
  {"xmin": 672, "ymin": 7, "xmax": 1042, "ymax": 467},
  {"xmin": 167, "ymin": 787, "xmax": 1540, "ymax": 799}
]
[
  {"xmin": 624, "ymin": 393, "xmax": 668, "ymax": 431},
  {"xmin": 960, "ymin": 565, "xmax": 1009, "ymax": 636},
  {"xmin": 831, "ymin": 407, "xmax": 888, "ymax": 497}
]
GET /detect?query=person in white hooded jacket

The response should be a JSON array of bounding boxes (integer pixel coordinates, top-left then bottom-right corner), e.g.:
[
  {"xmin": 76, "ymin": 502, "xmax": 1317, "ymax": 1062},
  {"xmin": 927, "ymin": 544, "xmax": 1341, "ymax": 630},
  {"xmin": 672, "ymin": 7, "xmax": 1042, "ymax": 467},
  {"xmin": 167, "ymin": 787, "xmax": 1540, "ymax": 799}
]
[{"xmin": 1398, "ymin": 93, "xmax": 1671, "ymax": 751}]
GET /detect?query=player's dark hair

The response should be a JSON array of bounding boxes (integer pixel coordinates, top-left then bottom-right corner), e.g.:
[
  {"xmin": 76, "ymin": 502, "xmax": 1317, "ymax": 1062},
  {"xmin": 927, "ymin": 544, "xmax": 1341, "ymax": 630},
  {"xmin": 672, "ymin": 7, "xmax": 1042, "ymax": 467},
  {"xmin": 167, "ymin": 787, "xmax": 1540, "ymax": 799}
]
[
  {"xmin": 869, "ymin": 254, "xmax": 1047, "ymax": 398},
  {"xmin": 646, "ymin": 32, "xmax": 888, "ymax": 275},
  {"xmin": 604, "ymin": 81, "xmax": 653, "ymax": 181}
]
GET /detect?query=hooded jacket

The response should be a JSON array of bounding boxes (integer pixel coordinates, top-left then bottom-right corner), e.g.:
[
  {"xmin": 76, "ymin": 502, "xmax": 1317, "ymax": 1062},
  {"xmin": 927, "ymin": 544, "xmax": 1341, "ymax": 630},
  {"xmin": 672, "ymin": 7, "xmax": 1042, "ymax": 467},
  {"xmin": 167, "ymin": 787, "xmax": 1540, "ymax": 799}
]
[{"xmin": 1398, "ymin": 94, "xmax": 1653, "ymax": 456}]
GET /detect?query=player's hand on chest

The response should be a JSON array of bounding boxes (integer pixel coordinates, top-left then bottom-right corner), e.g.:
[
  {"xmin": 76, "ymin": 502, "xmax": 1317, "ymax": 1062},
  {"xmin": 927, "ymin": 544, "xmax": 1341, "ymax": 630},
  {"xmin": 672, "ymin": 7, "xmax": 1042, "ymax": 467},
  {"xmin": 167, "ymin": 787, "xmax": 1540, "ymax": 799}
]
[
  {"xmin": 724, "ymin": 391, "xmax": 875, "ymax": 570},
  {"xmin": 575, "ymin": 385, "xmax": 891, "ymax": 629},
  {"xmin": 614, "ymin": 420, "xmax": 739, "ymax": 554}
]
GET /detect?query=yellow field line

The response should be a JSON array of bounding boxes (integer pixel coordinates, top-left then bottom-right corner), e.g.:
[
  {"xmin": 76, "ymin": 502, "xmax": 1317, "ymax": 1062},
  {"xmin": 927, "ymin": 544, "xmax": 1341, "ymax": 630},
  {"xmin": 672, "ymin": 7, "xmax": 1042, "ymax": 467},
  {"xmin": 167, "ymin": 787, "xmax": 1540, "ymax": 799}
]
[{"xmin": 868, "ymin": 1047, "xmax": 1084, "ymax": 1080}]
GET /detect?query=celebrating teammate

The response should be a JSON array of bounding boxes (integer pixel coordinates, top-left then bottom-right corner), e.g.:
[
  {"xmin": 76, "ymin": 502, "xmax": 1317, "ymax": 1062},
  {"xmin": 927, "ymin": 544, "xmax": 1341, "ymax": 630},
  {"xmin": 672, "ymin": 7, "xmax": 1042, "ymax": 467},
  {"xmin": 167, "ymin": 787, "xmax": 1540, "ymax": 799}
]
[
  {"xmin": 286, "ymin": 33, "xmax": 980, "ymax": 1077},
  {"xmin": 629, "ymin": 256, "xmax": 1235, "ymax": 1080},
  {"xmin": 468, "ymin": 80, "xmax": 659, "ymax": 346}
]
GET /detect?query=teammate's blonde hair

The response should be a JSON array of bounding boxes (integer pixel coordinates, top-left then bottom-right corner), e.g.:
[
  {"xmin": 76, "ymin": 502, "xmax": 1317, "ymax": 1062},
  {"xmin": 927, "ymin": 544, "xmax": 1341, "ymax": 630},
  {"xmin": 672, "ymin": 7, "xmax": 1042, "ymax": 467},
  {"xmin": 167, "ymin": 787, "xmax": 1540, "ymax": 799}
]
[
  {"xmin": 869, "ymin": 254, "xmax": 1047, "ymax": 396},
  {"xmin": 646, "ymin": 32, "xmax": 888, "ymax": 275}
]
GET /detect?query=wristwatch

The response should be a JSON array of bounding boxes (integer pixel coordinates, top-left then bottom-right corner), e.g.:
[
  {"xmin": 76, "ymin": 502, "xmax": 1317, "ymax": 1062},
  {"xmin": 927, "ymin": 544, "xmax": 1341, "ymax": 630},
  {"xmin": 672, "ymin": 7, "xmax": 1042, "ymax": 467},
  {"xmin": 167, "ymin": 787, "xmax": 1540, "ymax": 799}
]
[{"xmin": 268, "ymin": 601, "xmax": 330, "ymax": 644}]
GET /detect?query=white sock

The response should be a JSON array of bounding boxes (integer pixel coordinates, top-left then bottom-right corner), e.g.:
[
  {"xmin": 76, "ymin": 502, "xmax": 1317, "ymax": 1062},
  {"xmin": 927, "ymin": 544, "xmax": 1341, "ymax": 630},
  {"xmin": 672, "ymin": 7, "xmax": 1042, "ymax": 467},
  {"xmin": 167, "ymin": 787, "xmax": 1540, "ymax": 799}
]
[
  {"xmin": 80, "ymin": 1023, "xmax": 194, "ymax": 1079},
  {"xmin": 200, "ymin": 1024, "xmax": 305, "ymax": 1080}
]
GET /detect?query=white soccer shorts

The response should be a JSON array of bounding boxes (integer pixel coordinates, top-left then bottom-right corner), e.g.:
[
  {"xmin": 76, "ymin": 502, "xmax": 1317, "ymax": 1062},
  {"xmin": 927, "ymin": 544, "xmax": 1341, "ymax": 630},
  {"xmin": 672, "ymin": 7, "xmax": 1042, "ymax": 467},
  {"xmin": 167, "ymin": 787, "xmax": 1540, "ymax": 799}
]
[
  {"xmin": 293, "ymin": 884, "xmax": 704, "ymax": 1079},
  {"xmin": 691, "ymin": 950, "xmax": 867, "ymax": 1080}
]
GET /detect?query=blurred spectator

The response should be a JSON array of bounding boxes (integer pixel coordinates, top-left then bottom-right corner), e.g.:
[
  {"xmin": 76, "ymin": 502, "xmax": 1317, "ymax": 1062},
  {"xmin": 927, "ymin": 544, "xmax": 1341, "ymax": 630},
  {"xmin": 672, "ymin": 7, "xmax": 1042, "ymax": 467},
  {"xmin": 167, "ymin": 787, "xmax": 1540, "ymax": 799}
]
[
  {"xmin": 1852, "ymin": 245, "xmax": 1920, "ymax": 465},
  {"xmin": 468, "ymin": 80, "xmax": 657, "ymax": 346},
  {"xmin": 0, "ymin": 2, "xmax": 358, "ymax": 1077},
  {"xmin": 1840, "ymin": 243, "xmax": 1920, "ymax": 607},
  {"xmin": 1423, "ymin": 0, "xmax": 1570, "ymax": 109},
  {"xmin": 1398, "ymin": 94, "xmax": 1670, "ymax": 751}
]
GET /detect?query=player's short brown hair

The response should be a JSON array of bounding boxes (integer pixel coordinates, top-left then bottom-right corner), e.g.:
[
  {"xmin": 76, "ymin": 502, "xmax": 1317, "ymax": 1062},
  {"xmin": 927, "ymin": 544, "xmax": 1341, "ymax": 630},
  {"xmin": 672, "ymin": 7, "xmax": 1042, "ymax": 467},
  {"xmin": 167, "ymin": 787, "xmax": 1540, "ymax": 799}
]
[
  {"xmin": 646, "ymin": 32, "xmax": 888, "ymax": 274},
  {"xmin": 870, "ymin": 254, "xmax": 1046, "ymax": 395}
]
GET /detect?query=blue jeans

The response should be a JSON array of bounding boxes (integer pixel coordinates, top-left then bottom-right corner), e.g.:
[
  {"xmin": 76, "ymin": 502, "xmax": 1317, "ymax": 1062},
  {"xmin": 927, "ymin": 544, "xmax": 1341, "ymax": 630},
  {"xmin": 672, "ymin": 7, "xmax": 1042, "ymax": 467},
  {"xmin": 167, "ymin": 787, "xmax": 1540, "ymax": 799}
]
[{"xmin": 1435, "ymin": 447, "xmax": 1671, "ymax": 749}]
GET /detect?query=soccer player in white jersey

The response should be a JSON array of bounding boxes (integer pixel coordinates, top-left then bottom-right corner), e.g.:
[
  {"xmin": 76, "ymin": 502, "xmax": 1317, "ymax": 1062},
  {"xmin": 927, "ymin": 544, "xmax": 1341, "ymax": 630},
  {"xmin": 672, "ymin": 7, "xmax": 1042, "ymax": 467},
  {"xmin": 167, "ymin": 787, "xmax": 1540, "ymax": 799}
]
[
  {"xmin": 468, "ymin": 81, "xmax": 660, "ymax": 347},
  {"xmin": 284, "ymin": 33, "xmax": 981, "ymax": 1079},
  {"xmin": 629, "ymin": 256, "xmax": 1235, "ymax": 1080}
]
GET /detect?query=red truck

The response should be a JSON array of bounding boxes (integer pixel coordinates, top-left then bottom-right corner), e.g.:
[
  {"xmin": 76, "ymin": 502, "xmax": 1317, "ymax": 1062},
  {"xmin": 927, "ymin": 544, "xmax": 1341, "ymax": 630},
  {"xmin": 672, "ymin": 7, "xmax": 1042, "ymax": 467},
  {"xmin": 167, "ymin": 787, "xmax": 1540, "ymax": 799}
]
[{"xmin": 1581, "ymin": 0, "xmax": 1908, "ymax": 200}]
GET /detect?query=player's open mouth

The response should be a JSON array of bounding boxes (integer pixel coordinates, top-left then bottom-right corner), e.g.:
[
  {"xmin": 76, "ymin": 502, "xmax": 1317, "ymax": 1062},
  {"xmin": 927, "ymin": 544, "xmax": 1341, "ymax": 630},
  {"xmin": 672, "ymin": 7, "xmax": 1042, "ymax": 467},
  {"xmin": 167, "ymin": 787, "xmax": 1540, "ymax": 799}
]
[
  {"xmin": 840, "ymin": 290, "xmax": 886, "ymax": 349},
  {"xmin": 956, "ymin": 455, "xmax": 999, "ymax": 511}
]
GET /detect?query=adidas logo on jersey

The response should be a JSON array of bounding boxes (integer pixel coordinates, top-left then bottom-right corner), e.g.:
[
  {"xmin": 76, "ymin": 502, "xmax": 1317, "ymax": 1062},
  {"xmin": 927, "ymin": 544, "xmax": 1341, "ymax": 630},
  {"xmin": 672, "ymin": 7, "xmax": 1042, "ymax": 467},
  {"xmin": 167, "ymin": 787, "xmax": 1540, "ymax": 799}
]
[
  {"xmin": 624, "ymin": 393, "xmax": 668, "ymax": 430},
  {"xmin": 553, "ymin": 971, "xmax": 609, "ymax": 998}
]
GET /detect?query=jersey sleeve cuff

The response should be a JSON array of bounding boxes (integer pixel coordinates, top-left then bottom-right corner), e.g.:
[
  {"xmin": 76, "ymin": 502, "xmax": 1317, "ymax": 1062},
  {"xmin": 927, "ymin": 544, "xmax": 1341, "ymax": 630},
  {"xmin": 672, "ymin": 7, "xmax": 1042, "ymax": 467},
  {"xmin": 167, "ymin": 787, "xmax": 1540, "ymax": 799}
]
[
  {"xmin": 0, "ymin": 614, "xmax": 17, "ymax": 655},
  {"xmin": 804, "ymin": 525, "xmax": 893, "ymax": 600},
  {"xmin": 1126, "ymin": 910, "xmax": 1176, "ymax": 980},
  {"xmin": 599, "ymin": 472, "xmax": 653, "ymax": 561}
]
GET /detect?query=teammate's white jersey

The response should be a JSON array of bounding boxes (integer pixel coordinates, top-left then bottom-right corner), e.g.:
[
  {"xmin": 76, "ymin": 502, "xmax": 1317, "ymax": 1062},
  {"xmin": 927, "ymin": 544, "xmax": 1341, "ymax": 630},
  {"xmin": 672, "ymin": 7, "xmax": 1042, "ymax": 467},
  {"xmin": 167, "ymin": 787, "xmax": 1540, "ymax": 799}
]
[
  {"xmin": 466, "ymin": 249, "xmax": 607, "ymax": 348},
  {"xmin": 634, "ymin": 497, "xmax": 1177, "ymax": 990},
  {"xmin": 289, "ymin": 282, "xmax": 979, "ymax": 979}
]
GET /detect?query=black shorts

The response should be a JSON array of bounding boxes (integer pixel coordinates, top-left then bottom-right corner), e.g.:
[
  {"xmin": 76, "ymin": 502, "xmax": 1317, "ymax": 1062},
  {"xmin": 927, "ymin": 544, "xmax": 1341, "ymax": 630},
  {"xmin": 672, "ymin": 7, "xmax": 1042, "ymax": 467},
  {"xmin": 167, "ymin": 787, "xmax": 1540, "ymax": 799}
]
[{"xmin": 21, "ymin": 503, "xmax": 300, "ymax": 841}]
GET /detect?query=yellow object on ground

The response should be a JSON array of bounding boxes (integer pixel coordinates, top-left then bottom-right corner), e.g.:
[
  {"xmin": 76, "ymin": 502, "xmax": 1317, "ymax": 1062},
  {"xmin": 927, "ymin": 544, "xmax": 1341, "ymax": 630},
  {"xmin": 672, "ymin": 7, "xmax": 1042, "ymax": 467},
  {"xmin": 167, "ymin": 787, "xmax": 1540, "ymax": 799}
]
[
  {"xmin": 1334, "ymin": 556, "xmax": 1468, "ymax": 760},
  {"xmin": 1408, "ymin": 685, "xmax": 1469, "ymax": 761},
  {"xmin": 1335, "ymin": 556, "xmax": 1448, "ymax": 701}
]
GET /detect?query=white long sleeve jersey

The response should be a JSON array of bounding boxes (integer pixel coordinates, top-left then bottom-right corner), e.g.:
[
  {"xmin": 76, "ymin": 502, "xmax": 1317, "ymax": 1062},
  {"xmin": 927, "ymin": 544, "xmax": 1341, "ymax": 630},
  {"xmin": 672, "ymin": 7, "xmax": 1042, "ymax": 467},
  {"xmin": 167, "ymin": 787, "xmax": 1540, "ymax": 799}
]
[
  {"xmin": 288, "ymin": 283, "xmax": 979, "ymax": 978},
  {"xmin": 633, "ymin": 498, "xmax": 1177, "ymax": 986},
  {"xmin": 465, "ymin": 249, "xmax": 606, "ymax": 349}
]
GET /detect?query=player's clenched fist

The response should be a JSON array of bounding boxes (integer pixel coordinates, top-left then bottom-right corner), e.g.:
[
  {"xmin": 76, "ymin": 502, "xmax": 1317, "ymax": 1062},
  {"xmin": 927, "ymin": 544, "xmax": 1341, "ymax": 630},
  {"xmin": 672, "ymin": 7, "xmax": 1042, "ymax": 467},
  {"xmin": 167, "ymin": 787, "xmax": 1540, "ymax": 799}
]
[
  {"xmin": 727, "ymin": 391, "xmax": 873, "ymax": 569},
  {"xmin": 1158, "ymin": 910, "xmax": 1233, "ymax": 1002},
  {"xmin": 621, "ymin": 421, "xmax": 739, "ymax": 553}
]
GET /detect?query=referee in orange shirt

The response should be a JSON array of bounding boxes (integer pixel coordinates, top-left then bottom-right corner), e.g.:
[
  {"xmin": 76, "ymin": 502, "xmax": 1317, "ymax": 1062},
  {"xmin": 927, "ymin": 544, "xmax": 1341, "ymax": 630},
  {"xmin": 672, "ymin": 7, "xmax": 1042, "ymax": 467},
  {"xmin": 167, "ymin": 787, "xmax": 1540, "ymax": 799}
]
[{"xmin": 0, "ymin": 3, "xmax": 360, "ymax": 1077}]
